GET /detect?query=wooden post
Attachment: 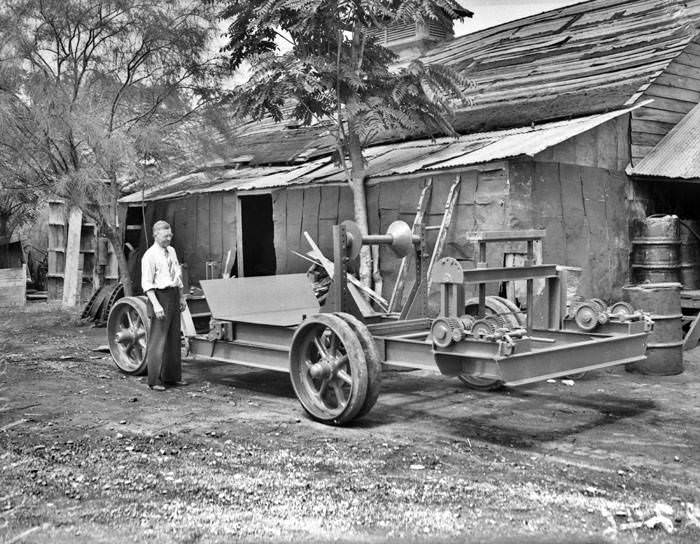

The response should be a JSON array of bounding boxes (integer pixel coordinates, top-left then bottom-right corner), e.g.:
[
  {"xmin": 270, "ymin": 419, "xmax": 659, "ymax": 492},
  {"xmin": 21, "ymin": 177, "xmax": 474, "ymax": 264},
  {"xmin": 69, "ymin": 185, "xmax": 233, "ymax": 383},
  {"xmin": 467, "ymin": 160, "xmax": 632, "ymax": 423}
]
[
  {"xmin": 235, "ymin": 195, "xmax": 245, "ymax": 278},
  {"xmin": 62, "ymin": 206, "xmax": 83, "ymax": 308}
]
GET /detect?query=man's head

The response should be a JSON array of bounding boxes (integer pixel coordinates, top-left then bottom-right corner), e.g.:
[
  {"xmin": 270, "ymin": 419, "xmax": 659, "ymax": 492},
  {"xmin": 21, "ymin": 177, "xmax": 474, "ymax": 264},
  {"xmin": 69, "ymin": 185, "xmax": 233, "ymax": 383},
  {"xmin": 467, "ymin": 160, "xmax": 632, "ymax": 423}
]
[{"xmin": 152, "ymin": 220, "xmax": 173, "ymax": 248}]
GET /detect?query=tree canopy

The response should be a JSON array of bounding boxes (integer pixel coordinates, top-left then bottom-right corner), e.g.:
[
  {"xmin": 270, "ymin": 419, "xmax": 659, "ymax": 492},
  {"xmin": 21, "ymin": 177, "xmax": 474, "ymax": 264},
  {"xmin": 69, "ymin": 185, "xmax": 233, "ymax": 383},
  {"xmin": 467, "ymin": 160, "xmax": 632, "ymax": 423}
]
[
  {"xmin": 218, "ymin": 0, "xmax": 473, "ymax": 287},
  {"xmin": 0, "ymin": 0, "xmax": 223, "ymax": 294}
]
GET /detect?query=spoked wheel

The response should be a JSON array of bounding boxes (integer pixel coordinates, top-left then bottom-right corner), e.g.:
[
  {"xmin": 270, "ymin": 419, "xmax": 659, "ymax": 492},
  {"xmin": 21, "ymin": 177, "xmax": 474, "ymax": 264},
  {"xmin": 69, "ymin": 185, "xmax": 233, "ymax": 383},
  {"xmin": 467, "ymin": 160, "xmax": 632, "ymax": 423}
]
[
  {"xmin": 336, "ymin": 313, "xmax": 382, "ymax": 419},
  {"xmin": 107, "ymin": 296, "xmax": 151, "ymax": 375},
  {"xmin": 289, "ymin": 314, "xmax": 369, "ymax": 425}
]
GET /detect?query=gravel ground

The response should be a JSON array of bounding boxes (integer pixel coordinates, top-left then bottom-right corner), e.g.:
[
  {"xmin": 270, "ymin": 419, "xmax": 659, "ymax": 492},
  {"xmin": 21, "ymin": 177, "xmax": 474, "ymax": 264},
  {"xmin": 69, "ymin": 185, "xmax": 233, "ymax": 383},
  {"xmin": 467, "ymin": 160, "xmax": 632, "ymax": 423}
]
[{"xmin": 1, "ymin": 303, "xmax": 699, "ymax": 543}]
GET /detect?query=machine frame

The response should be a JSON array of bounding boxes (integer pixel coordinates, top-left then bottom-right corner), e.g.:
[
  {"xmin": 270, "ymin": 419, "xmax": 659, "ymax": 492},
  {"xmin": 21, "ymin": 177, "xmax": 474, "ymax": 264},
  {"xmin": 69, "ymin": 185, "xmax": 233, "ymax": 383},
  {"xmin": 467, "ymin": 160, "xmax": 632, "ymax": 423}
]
[{"xmin": 108, "ymin": 221, "xmax": 651, "ymax": 425}]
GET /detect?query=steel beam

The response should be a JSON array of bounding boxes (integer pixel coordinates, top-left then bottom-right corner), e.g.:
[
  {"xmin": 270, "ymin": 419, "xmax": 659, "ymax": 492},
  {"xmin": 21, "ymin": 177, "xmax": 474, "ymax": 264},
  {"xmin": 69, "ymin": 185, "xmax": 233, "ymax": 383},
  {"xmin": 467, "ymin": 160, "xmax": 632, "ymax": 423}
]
[
  {"xmin": 464, "ymin": 230, "xmax": 547, "ymax": 242},
  {"xmin": 461, "ymin": 264, "xmax": 559, "ymax": 284},
  {"xmin": 189, "ymin": 336, "xmax": 290, "ymax": 373}
]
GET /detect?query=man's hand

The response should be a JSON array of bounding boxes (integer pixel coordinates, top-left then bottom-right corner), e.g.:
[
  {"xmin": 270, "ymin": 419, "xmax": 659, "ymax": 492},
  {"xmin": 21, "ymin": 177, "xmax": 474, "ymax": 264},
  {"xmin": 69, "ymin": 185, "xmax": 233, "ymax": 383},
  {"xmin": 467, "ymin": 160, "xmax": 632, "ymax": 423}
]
[
  {"xmin": 179, "ymin": 297, "xmax": 187, "ymax": 312},
  {"xmin": 153, "ymin": 303, "xmax": 165, "ymax": 319}
]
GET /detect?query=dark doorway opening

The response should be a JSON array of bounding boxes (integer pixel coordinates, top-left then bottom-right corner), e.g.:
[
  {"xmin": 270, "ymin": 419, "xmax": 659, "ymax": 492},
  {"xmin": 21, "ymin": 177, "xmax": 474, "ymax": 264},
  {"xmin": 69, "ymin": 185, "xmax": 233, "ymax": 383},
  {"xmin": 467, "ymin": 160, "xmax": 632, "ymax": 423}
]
[{"xmin": 240, "ymin": 194, "xmax": 276, "ymax": 277}]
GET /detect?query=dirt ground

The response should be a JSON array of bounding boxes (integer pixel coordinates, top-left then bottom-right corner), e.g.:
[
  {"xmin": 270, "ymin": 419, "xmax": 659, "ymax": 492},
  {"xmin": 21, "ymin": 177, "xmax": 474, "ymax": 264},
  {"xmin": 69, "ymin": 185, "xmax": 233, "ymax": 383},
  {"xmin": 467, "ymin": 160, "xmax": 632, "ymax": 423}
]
[{"xmin": 1, "ymin": 303, "xmax": 699, "ymax": 543}]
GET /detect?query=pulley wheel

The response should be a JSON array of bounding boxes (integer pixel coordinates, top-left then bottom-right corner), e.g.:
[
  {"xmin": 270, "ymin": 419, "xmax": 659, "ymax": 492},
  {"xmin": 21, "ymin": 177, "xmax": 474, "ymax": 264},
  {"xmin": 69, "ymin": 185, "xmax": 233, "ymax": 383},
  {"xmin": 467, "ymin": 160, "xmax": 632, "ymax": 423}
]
[
  {"xmin": 386, "ymin": 220, "xmax": 414, "ymax": 258},
  {"xmin": 341, "ymin": 220, "xmax": 363, "ymax": 260},
  {"xmin": 289, "ymin": 314, "xmax": 369, "ymax": 425},
  {"xmin": 573, "ymin": 302, "xmax": 599, "ymax": 331},
  {"xmin": 107, "ymin": 296, "xmax": 151, "ymax": 375}
]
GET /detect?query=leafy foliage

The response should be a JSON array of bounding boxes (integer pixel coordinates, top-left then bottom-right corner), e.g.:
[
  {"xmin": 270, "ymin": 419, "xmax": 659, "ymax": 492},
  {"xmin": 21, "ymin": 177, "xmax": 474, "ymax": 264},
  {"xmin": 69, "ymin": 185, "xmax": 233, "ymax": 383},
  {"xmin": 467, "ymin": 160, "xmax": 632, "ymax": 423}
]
[
  {"xmin": 0, "ymin": 0, "xmax": 223, "ymax": 292},
  {"xmin": 219, "ymin": 0, "xmax": 473, "ymax": 156},
  {"xmin": 217, "ymin": 0, "xmax": 474, "ymax": 287}
]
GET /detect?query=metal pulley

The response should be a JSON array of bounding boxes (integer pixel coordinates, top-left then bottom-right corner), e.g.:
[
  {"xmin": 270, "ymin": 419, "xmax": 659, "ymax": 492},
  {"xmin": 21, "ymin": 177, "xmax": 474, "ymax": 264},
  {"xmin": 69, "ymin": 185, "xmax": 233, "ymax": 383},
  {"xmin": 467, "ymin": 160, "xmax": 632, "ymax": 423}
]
[{"xmin": 341, "ymin": 219, "xmax": 420, "ymax": 259}]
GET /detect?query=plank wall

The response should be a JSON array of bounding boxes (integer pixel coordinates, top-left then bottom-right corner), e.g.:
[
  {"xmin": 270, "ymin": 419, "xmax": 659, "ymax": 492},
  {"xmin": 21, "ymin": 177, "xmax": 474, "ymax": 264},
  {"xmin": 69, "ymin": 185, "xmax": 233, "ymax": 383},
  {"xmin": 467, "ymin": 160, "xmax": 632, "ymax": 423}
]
[
  {"xmin": 510, "ymin": 117, "xmax": 632, "ymax": 299},
  {"xmin": 366, "ymin": 164, "xmax": 510, "ymax": 311},
  {"xmin": 631, "ymin": 36, "xmax": 700, "ymax": 165},
  {"xmin": 272, "ymin": 185, "xmax": 354, "ymax": 274},
  {"xmin": 144, "ymin": 192, "xmax": 237, "ymax": 287}
]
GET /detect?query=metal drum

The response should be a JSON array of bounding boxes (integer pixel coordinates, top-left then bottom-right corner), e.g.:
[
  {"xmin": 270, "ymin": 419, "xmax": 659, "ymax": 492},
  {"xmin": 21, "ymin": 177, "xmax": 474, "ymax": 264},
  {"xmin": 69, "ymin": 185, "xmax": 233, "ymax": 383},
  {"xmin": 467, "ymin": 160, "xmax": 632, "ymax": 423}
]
[
  {"xmin": 631, "ymin": 215, "xmax": 681, "ymax": 284},
  {"xmin": 679, "ymin": 219, "xmax": 700, "ymax": 290},
  {"xmin": 623, "ymin": 282, "xmax": 683, "ymax": 375}
]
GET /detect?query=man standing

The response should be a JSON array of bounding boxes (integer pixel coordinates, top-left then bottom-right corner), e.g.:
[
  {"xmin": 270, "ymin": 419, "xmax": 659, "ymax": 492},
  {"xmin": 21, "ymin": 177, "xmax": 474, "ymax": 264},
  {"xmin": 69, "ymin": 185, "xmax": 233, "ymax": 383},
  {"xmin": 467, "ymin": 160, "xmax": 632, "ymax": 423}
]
[{"xmin": 141, "ymin": 220, "xmax": 188, "ymax": 391}]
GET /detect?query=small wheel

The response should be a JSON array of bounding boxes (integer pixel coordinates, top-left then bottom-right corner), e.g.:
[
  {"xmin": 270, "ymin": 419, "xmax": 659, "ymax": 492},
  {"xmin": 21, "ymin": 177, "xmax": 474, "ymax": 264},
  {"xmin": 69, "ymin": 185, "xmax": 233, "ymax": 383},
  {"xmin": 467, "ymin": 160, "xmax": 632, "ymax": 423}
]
[
  {"xmin": 107, "ymin": 296, "xmax": 151, "ymax": 375},
  {"xmin": 289, "ymin": 314, "xmax": 369, "ymax": 425},
  {"xmin": 336, "ymin": 313, "xmax": 382, "ymax": 419},
  {"xmin": 573, "ymin": 302, "xmax": 599, "ymax": 331}
]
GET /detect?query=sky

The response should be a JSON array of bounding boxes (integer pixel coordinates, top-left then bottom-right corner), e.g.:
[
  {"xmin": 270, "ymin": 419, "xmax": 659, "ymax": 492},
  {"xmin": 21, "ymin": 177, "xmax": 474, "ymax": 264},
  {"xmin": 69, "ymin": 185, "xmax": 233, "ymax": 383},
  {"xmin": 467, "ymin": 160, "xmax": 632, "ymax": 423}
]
[{"xmin": 455, "ymin": 0, "xmax": 585, "ymax": 35}]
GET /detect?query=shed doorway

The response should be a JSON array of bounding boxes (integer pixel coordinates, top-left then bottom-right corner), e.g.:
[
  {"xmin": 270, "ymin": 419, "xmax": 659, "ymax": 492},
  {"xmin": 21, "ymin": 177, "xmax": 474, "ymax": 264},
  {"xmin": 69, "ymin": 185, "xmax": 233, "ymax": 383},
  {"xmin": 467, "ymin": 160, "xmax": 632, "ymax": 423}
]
[{"xmin": 238, "ymin": 194, "xmax": 276, "ymax": 277}]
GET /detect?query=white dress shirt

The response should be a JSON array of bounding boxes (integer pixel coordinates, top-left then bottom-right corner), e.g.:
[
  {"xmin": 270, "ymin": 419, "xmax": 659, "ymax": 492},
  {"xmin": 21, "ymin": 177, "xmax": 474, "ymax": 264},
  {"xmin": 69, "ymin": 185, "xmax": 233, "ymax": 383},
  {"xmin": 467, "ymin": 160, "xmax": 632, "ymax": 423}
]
[{"xmin": 141, "ymin": 243, "xmax": 183, "ymax": 292}]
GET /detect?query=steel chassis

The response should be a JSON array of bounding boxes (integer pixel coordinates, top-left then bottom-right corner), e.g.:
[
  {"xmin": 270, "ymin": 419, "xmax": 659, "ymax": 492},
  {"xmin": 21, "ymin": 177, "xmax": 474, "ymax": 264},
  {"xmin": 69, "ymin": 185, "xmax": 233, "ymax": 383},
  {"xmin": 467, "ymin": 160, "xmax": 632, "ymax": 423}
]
[{"xmin": 109, "ymin": 222, "xmax": 650, "ymax": 425}]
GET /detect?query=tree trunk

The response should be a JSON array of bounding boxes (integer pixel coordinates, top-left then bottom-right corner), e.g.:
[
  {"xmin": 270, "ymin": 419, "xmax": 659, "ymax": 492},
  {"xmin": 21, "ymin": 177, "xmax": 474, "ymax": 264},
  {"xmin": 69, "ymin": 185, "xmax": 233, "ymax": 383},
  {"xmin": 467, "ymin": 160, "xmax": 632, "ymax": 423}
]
[
  {"xmin": 346, "ymin": 128, "xmax": 373, "ymax": 288},
  {"xmin": 104, "ymin": 226, "xmax": 133, "ymax": 296}
]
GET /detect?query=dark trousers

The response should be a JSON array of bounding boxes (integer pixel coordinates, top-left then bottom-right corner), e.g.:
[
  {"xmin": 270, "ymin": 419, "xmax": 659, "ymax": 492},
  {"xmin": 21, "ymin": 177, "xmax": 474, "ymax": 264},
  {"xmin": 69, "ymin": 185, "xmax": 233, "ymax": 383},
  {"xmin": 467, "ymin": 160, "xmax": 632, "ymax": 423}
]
[{"xmin": 147, "ymin": 287, "xmax": 182, "ymax": 386}]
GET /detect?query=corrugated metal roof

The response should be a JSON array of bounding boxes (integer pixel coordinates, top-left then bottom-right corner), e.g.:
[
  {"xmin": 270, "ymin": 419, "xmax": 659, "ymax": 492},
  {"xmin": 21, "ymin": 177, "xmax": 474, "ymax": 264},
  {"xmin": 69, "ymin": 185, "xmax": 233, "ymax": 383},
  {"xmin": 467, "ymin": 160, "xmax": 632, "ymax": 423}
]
[
  {"xmin": 120, "ymin": 165, "xmax": 304, "ymax": 203},
  {"xmin": 627, "ymin": 102, "xmax": 700, "ymax": 180},
  {"xmin": 121, "ymin": 106, "xmax": 638, "ymax": 203},
  {"xmin": 422, "ymin": 0, "xmax": 700, "ymax": 133}
]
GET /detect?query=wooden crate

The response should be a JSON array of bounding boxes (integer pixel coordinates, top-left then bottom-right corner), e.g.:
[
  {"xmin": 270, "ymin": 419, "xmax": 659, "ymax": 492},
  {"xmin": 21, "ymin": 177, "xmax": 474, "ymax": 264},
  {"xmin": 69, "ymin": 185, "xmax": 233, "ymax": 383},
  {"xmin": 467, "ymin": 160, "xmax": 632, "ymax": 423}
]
[{"xmin": 0, "ymin": 267, "xmax": 26, "ymax": 306}]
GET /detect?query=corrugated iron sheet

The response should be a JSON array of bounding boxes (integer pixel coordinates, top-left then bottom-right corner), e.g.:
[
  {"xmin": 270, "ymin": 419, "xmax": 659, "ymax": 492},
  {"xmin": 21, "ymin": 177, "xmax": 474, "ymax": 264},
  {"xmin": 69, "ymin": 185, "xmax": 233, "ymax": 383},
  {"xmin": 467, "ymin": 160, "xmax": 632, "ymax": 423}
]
[
  {"xmin": 628, "ymin": 103, "xmax": 700, "ymax": 180},
  {"xmin": 128, "ymin": 0, "xmax": 699, "ymax": 180},
  {"xmin": 420, "ymin": 0, "xmax": 700, "ymax": 132},
  {"xmin": 120, "ymin": 165, "xmax": 300, "ymax": 203},
  {"xmin": 121, "ymin": 107, "xmax": 638, "ymax": 203}
]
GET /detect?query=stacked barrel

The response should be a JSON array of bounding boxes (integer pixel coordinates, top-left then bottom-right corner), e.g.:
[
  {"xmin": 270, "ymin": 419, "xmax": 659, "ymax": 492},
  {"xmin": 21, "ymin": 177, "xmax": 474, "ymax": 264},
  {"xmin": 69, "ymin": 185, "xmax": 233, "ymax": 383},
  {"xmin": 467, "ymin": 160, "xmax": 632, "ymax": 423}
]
[{"xmin": 627, "ymin": 215, "xmax": 684, "ymax": 375}]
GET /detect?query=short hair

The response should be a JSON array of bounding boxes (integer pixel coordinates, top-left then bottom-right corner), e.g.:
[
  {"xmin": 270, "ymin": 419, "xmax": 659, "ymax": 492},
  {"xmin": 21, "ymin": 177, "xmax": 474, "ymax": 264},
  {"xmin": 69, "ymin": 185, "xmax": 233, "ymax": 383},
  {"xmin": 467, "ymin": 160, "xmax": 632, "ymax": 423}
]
[{"xmin": 152, "ymin": 220, "xmax": 171, "ymax": 235}]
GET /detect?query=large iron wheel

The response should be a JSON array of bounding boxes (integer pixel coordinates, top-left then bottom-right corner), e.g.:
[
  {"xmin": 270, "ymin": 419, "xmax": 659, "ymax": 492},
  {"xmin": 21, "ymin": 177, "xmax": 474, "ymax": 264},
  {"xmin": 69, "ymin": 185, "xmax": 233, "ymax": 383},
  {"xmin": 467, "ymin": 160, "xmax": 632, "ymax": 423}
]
[
  {"xmin": 336, "ymin": 313, "xmax": 382, "ymax": 419},
  {"xmin": 107, "ymin": 296, "xmax": 151, "ymax": 375},
  {"xmin": 289, "ymin": 314, "xmax": 369, "ymax": 425}
]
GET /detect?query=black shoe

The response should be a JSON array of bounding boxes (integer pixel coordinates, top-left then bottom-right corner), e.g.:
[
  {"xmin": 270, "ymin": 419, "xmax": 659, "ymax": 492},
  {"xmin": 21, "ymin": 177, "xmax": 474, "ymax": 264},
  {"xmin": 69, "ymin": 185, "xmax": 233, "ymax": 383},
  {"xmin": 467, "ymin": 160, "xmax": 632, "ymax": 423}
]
[{"xmin": 166, "ymin": 380, "xmax": 188, "ymax": 386}]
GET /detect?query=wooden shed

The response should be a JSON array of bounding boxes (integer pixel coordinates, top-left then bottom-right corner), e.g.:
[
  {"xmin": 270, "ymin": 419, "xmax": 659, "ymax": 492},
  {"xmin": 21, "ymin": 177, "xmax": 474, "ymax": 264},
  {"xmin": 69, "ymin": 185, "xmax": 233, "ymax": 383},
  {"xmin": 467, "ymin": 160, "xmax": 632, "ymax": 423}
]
[
  {"xmin": 119, "ymin": 0, "xmax": 700, "ymax": 309},
  {"xmin": 121, "ymin": 108, "xmax": 634, "ymax": 308}
]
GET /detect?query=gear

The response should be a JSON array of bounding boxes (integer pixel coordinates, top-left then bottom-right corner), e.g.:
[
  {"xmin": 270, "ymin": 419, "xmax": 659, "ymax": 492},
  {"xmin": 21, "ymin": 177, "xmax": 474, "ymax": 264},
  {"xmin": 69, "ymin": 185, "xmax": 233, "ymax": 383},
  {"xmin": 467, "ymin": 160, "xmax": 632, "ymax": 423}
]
[
  {"xmin": 589, "ymin": 298, "xmax": 608, "ymax": 313},
  {"xmin": 609, "ymin": 301, "xmax": 634, "ymax": 318},
  {"xmin": 431, "ymin": 317, "xmax": 465, "ymax": 348},
  {"xmin": 573, "ymin": 302, "xmax": 599, "ymax": 331},
  {"xmin": 470, "ymin": 318, "xmax": 496, "ymax": 339}
]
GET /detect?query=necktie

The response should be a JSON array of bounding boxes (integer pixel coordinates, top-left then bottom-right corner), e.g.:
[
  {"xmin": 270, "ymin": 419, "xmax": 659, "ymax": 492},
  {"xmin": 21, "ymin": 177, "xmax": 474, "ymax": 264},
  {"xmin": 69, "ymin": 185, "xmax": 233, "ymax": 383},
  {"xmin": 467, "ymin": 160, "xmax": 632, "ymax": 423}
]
[{"xmin": 165, "ymin": 250, "xmax": 175, "ymax": 282}]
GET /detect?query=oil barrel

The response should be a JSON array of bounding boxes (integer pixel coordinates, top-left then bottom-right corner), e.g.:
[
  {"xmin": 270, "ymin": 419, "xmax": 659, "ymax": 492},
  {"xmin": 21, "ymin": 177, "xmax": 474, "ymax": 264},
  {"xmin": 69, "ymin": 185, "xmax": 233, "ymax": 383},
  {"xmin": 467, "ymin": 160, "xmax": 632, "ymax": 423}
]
[
  {"xmin": 631, "ymin": 215, "xmax": 681, "ymax": 284},
  {"xmin": 623, "ymin": 282, "xmax": 683, "ymax": 375},
  {"xmin": 679, "ymin": 219, "xmax": 700, "ymax": 290}
]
